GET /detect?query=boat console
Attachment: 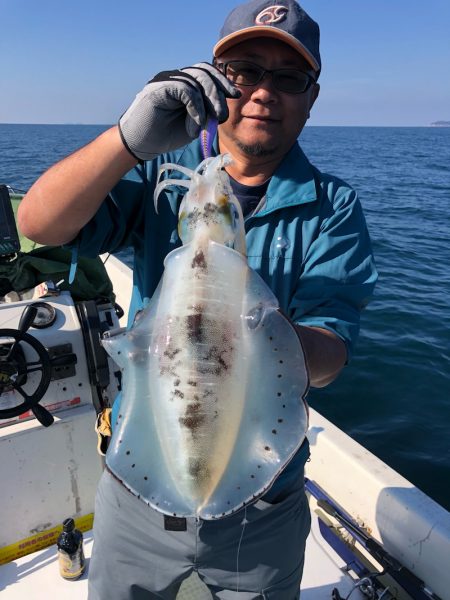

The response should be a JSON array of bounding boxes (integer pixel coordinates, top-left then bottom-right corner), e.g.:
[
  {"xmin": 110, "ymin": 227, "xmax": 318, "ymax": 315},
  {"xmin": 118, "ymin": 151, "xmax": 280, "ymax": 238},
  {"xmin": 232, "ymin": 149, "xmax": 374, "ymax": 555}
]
[
  {"xmin": 0, "ymin": 294, "xmax": 122, "ymax": 428},
  {"xmin": 0, "ymin": 185, "xmax": 122, "ymax": 561},
  {"xmin": 0, "ymin": 184, "xmax": 122, "ymax": 428}
]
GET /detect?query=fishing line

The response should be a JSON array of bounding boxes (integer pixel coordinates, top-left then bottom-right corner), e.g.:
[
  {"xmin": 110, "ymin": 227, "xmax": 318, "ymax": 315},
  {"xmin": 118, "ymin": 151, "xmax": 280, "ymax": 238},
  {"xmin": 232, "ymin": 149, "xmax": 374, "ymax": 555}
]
[{"xmin": 235, "ymin": 506, "xmax": 248, "ymax": 593}]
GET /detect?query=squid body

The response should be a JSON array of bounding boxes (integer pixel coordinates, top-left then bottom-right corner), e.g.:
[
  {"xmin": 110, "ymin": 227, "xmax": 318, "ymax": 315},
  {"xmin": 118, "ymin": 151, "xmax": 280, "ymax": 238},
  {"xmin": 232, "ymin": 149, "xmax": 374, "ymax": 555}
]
[{"xmin": 102, "ymin": 154, "xmax": 309, "ymax": 519}]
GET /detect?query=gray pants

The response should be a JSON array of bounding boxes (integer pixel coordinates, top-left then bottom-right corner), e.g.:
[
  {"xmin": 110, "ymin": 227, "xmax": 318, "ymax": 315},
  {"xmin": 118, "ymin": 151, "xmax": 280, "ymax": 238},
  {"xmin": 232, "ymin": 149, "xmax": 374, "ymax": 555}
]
[{"xmin": 88, "ymin": 469, "xmax": 310, "ymax": 599}]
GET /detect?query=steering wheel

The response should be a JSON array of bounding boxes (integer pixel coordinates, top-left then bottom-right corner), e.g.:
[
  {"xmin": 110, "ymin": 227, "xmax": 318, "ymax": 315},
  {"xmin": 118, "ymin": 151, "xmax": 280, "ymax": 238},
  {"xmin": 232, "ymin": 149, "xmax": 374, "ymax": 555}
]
[{"xmin": 0, "ymin": 305, "xmax": 54, "ymax": 426}]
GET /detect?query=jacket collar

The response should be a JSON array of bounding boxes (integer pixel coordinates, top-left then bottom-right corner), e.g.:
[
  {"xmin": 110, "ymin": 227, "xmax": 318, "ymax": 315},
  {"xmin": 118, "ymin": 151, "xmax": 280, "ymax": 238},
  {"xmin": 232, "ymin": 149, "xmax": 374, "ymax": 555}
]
[{"xmin": 260, "ymin": 141, "xmax": 318, "ymax": 215}]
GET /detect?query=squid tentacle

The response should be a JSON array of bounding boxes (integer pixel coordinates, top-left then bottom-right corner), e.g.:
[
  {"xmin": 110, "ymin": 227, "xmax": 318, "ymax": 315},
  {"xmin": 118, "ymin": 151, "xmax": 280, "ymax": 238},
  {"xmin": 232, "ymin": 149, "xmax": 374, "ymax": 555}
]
[
  {"xmin": 156, "ymin": 163, "xmax": 195, "ymax": 183},
  {"xmin": 154, "ymin": 179, "xmax": 191, "ymax": 213}
]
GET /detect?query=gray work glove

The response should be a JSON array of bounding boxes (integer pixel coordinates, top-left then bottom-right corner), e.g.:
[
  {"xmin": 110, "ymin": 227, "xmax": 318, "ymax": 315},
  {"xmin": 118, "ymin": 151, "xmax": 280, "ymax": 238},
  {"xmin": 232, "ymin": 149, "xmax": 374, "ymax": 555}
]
[{"xmin": 118, "ymin": 62, "xmax": 240, "ymax": 161}]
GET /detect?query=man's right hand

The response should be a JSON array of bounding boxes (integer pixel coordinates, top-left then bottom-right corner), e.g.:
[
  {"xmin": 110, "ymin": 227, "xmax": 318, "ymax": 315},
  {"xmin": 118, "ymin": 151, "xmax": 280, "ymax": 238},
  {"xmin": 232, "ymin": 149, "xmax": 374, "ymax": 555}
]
[{"xmin": 118, "ymin": 63, "xmax": 240, "ymax": 161}]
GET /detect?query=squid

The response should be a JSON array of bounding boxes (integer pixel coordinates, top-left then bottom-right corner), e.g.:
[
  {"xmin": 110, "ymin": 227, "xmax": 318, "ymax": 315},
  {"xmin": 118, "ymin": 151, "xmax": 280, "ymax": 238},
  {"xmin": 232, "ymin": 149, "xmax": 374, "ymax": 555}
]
[{"xmin": 102, "ymin": 155, "xmax": 309, "ymax": 519}]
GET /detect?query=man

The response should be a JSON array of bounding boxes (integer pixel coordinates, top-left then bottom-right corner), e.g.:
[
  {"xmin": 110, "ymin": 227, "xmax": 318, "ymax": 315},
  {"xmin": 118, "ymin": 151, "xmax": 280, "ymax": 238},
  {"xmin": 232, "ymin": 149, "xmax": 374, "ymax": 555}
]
[{"xmin": 19, "ymin": 1, "xmax": 377, "ymax": 597}]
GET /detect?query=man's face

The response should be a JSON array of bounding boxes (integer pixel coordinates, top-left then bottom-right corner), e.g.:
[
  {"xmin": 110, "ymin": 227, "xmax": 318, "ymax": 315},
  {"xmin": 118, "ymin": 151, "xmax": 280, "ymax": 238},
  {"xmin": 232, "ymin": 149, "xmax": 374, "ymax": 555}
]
[{"xmin": 216, "ymin": 38, "xmax": 319, "ymax": 161}]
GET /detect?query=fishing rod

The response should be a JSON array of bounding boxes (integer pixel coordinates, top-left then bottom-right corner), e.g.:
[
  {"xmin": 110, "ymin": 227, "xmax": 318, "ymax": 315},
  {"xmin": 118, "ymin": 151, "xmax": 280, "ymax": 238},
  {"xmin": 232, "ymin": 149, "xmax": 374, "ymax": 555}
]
[{"xmin": 305, "ymin": 479, "xmax": 441, "ymax": 600}]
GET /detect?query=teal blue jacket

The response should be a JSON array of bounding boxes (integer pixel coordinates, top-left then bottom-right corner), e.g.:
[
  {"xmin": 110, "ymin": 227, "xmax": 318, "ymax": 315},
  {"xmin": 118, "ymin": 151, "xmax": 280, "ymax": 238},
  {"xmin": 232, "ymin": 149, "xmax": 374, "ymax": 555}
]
[
  {"xmin": 78, "ymin": 138, "xmax": 377, "ymax": 356},
  {"xmin": 75, "ymin": 138, "xmax": 377, "ymax": 499}
]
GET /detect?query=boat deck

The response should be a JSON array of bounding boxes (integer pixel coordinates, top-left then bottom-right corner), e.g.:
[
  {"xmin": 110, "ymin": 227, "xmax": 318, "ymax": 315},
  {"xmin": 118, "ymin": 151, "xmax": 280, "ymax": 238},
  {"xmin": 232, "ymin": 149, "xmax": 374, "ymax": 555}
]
[{"xmin": 0, "ymin": 515, "xmax": 363, "ymax": 599}]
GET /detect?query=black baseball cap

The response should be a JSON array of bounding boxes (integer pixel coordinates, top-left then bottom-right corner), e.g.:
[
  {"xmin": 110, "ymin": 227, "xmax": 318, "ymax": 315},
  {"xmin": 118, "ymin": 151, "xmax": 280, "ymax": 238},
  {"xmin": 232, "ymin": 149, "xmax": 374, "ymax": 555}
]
[{"xmin": 213, "ymin": 0, "xmax": 321, "ymax": 74}]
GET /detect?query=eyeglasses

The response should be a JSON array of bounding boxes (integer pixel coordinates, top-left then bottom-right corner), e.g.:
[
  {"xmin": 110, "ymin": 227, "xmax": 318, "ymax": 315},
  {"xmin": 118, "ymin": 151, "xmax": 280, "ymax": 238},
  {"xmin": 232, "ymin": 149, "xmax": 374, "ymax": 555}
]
[{"xmin": 216, "ymin": 60, "xmax": 316, "ymax": 94}]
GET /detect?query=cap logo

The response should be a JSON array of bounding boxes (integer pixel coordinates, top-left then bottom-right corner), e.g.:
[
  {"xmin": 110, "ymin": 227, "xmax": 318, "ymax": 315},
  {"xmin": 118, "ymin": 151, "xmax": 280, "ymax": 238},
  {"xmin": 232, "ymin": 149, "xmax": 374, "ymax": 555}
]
[{"xmin": 255, "ymin": 5, "xmax": 288, "ymax": 26}]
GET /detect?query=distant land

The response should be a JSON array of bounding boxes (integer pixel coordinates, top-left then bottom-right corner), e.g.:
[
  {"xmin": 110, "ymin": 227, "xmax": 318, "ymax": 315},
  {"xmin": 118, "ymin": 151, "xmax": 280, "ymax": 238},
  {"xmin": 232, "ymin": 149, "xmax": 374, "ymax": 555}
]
[{"xmin": 431, "ymin": 121, "xmax": 450, "ymax": 127}]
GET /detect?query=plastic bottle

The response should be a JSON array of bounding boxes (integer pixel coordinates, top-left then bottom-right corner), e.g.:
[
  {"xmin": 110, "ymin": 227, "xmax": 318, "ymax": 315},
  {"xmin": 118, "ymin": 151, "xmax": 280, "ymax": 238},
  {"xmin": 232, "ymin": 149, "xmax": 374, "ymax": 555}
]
[{"xmin": 56, "ymin": 517, "xmax": 86, "ymax": 580}]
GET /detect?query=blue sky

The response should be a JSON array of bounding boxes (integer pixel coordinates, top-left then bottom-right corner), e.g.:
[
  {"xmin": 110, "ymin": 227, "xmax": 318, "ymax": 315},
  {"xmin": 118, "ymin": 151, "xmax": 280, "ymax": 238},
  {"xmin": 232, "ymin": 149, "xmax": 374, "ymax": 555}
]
[{"xmin": 1, "ymin": 0, "xmax": 449, "ymax": 126}]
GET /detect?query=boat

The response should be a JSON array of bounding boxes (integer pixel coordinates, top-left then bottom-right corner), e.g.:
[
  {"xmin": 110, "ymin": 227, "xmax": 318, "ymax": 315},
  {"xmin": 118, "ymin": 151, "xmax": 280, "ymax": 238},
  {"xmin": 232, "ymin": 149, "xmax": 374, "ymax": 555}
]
[{"xmin": 1, "ymin": 185, "xmax": 449, "ymax": 599}]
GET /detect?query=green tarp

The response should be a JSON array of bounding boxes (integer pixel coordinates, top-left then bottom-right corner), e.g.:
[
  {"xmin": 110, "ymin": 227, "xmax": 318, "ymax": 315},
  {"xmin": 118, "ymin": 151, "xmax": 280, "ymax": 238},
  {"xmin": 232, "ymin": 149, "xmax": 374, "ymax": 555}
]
[{"xmin": 0, "ymin": 246, "xmax": 115, "ymax": 302}]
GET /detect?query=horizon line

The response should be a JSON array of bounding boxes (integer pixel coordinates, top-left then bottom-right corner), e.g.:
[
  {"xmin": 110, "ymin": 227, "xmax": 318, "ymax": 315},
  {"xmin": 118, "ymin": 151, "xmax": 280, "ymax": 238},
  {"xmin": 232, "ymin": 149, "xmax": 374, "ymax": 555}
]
[{"xmin": 1, "ymin": 122, "xmax": 447, "ymax": 128}]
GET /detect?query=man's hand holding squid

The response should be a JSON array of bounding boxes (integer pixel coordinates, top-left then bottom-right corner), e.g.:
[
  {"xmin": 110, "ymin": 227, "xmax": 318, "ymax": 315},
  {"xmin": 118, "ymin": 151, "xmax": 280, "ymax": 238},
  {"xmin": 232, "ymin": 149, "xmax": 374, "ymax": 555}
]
[{"xmin": 118, "ymin": 63, "xmax": 240, "ymax": 161}]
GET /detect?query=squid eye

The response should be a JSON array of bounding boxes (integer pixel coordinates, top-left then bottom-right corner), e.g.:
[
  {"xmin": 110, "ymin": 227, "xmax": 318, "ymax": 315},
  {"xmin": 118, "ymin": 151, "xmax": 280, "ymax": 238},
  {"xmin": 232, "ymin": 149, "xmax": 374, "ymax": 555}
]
[
  {"xmin": 231, "ymin": 204, "xmax": 239, "ymax": 227},
  {"xmin": 245, "ymin": 305, "xmax": 264, "ymax": 330}
]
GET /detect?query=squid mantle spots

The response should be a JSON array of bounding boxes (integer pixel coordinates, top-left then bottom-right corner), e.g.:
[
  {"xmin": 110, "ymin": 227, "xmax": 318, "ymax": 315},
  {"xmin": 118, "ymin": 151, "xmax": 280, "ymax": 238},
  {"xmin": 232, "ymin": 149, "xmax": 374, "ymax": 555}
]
[
  {"xmin": 191, "ymin": 249, "xmax": 207, "ymax": 270},
  {"xmin": 160, "ymin": 335, "xmax": 183, "ymax": 377},
  {"xmin": 186, "ymin": 312, "xmax": 204, "ymax": 343},
  {"xmin": 186, "ymin": 204, "xmax": 224, "ymax": 230},
  {"xmin": 179, "ymin": 402, "xmax": 205, "ymax": 433},
  {"xmin": 208, "ymin": 345, "xmax": 229, "ymax": 374},
  {"xmin": 188, "ymin": 457, "xmax": 210, "ymax": 482},
  {"xmin": 164, "ymin": 347, "xmax": 181, "ymax": 360},
  {"xmin": 198, "ymin": 344, "xmax": 231, "ymax": 377},
  {"xmin": 204, "ymin": 201, "xmax": 229, "ymax": 221},
  {"xmin": 160, "ymin": 358, "xmax": 182, "ymax": 378}
]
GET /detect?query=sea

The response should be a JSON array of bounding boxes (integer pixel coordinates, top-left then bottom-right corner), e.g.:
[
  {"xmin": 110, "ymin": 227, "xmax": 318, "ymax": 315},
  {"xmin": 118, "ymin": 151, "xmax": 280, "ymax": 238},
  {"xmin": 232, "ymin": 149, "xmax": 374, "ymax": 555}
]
[{"xmin": 1, "ymin": 123, "xmax": 449, "ymax": 511}]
